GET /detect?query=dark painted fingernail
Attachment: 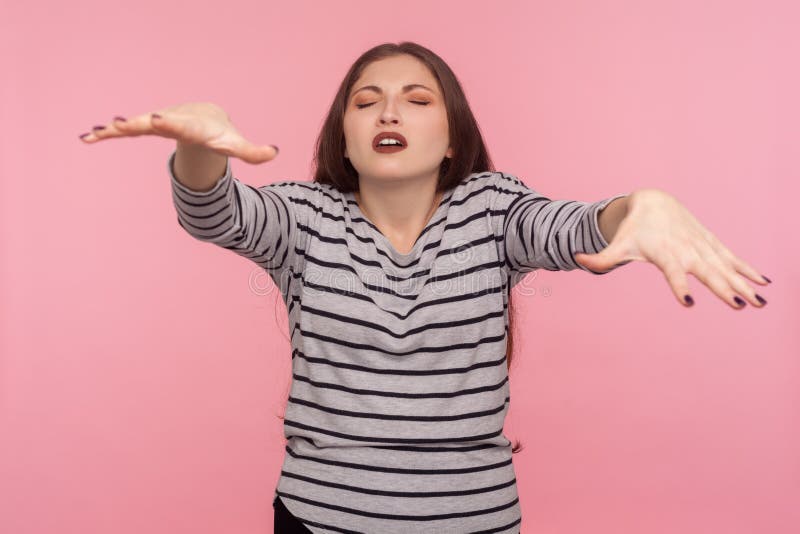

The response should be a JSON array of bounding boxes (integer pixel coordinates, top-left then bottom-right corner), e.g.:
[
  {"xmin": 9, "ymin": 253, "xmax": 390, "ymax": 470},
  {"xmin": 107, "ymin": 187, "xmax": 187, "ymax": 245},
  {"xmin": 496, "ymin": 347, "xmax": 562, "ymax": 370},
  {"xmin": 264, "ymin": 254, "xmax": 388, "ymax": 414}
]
[
  {"xmin": 755, "ymin": 294, "xmax": 767, "ymax": 306},
  {"xmin": 733, "ymin": 296, "xmax": 746, "ymax": 307},
  {"xmin": 113, "ymin": 116, "xmax": 127, "ymax": 122},
  {"xmin": 151, "ymin": 113, "xmax": 162, "ymax": 119},
  {"xmin": 761, "ymin": 275, "xmax": 771, "ymax": 283},
  {"xmin": 79, "ymin": 132, "xmax": 91, "ymax": 139},
  {"xmin": 270, "ymin": 145, "xmax": 280, "ymax": 154},
  {"xmin": 92, "ymin": 125, "xmax": 106, "ymax": 130},
  {"xmin": 684, "ymin": 294, "xmax": 694, "ymax": 306}
]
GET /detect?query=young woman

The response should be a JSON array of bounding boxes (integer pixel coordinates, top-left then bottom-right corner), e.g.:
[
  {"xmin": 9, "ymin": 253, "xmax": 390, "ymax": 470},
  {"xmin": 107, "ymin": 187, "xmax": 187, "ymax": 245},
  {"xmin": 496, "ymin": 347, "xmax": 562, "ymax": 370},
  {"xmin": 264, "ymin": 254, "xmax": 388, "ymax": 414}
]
[{"xmin": 80, "ymin": 41, "xmax": 770, "ymax": 534}]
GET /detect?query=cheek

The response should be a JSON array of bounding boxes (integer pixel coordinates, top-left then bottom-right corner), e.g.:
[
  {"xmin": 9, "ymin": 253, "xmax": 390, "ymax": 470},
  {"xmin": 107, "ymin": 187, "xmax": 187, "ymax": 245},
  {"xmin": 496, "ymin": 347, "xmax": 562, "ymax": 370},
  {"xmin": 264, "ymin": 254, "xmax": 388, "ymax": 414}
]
[
  {"xmin": 343, "ymin": 117, "xmax": 368, "ymax": 143},
  {"xmin": 419, "ymin": 120, "xmax": 450, "ymax": 150},
  {"xmin": 342, "ymin": 123, "xmax": 359, "ymax": 151},
  {"xmin": 424, "ymin": 111, "xmax": 449, "ymax": 135}
]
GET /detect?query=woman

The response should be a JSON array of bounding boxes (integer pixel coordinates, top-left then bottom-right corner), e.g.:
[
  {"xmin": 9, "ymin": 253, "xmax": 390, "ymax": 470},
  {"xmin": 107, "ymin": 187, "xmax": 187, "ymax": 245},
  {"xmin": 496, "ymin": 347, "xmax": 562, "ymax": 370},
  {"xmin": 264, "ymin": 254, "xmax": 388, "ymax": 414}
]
[{"xmin": 80, "ymin": 41, "xmax": 770, "ymax": 534}]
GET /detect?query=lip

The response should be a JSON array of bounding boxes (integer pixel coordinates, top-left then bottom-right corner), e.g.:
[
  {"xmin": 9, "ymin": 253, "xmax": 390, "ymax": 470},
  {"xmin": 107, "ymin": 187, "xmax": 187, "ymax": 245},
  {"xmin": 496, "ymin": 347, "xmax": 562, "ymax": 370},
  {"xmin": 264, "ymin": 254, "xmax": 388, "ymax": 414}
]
[{"xmin": 373, "ymin": 131, "xmax": 408, "ymax": 149}]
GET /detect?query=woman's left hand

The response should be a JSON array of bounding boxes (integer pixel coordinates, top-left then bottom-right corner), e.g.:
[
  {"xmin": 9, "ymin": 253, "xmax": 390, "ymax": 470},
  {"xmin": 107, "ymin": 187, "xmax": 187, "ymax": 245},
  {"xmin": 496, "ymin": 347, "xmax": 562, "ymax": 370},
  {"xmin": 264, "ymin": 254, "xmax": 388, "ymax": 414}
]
[{"xmin": 573, "ymin": 188, "xmax": 771, "ymax": 309}]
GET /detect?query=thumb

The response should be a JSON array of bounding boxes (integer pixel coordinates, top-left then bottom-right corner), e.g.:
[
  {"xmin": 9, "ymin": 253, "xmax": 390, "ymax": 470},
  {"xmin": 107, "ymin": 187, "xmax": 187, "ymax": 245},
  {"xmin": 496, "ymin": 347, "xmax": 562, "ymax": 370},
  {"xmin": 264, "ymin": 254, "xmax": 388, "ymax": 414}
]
[
  {"xmin": 573, "ymin": 245, "xmax": 626, "ymax": 273},
  {"xmin": 239, "ymin": 143, "xmax": 280, "ymax": 164}
]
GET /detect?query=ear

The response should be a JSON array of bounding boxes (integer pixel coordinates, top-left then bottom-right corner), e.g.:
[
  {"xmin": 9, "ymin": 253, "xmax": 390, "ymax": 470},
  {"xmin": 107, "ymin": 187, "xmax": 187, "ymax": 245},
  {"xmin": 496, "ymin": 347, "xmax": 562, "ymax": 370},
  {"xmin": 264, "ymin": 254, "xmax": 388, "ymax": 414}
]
[{"xmin": 445, "ymin": 146, "xmax": 453, "ymax": 158}]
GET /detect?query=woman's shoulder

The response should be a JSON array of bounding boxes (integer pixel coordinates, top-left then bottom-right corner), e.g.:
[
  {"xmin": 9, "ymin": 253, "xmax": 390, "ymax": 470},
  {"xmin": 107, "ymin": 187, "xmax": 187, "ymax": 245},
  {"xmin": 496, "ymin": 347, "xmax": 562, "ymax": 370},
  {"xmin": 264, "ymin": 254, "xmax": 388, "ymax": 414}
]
[
  {"xmin": 452, "ymin": 171, "xmax": 541, "ymax": 216},
  {"xmin": 474, "ymin": 170, "xmax": 535, "ymax": 196},
  {"xmin": 259, "ymin": 178, "xmax": 331, "ymax": 194},
  {"xmin": 454, "ymin": 170, "xmax": 531, "ymax": 200},
  {"xmin": 459, "ymin": 169, "xmax": 525, "ymax": 188},
  {"xmin": 258, "ymin": 179, "xmax": 346, "ymax": 207}
]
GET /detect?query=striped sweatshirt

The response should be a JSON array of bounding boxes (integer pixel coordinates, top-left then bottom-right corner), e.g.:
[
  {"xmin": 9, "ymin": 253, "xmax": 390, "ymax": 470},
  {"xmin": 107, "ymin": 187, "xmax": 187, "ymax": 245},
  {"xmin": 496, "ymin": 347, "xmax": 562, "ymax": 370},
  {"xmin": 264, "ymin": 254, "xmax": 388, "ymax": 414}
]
[{"xmin": 168, "ymin": 149, "xmax": 627, "ymax": 533}]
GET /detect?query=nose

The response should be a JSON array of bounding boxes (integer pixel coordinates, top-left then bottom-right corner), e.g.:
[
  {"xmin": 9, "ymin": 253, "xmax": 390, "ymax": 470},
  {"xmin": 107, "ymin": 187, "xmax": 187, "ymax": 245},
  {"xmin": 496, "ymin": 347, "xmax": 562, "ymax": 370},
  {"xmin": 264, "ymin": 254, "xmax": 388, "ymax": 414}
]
[{"xmin": 378, "ymin": 98, "xmax": 401, "ymax": 125}]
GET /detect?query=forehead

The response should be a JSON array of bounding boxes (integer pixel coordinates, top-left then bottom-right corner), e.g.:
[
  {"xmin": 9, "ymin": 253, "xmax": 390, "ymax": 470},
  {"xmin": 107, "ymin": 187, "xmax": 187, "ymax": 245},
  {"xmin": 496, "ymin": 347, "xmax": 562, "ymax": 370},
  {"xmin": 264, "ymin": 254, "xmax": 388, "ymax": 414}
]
[{"xmin": 352, "ymin": 55, "xmax": 440, "ymax": 94}]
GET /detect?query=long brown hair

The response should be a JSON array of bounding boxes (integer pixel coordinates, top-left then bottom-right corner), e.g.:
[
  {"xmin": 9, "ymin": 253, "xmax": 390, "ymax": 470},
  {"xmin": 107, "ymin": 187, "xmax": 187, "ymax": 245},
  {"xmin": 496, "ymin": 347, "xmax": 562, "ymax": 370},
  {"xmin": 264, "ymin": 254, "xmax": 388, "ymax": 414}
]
[{"xmin": 278, "ymin": 41, "xmax": 522, "ymax": 455}]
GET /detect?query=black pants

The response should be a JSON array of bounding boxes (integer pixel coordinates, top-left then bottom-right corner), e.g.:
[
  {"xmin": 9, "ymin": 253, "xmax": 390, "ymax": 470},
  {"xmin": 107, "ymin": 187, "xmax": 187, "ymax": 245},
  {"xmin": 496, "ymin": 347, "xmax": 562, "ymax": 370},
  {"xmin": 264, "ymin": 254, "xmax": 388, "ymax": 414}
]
[{"xmin": 273, "ymin": 496, "xmax": 313, "ymax": 533}]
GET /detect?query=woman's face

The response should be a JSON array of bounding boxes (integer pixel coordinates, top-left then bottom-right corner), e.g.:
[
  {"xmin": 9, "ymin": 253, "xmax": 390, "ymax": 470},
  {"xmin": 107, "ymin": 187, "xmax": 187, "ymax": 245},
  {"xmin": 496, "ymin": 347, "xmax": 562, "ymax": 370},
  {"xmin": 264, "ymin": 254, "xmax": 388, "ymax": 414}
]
[{"xmin": 343, "ymin": 54, "xmax": 452, "ymax": 187}]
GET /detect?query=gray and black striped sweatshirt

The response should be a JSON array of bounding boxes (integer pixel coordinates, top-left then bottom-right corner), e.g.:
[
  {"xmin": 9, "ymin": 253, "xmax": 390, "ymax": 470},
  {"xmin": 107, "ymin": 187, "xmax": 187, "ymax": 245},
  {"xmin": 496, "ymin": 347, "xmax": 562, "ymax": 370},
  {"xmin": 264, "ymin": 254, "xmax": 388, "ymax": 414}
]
[{"xmin": 168, "ymin": 149, "xmax": 627, "ymax": 533}]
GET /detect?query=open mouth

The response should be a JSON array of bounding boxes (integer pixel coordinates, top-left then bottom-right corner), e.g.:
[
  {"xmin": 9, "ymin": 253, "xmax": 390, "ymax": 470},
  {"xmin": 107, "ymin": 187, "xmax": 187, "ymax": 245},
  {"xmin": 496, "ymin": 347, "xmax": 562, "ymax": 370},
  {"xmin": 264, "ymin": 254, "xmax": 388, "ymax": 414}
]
[
  {"xmin": 373, "ymin": 132, "xmax": 408, "ymax": 153},
  {"xmin": 373, "ymin": 142, "xmax": 406, "ymax": 153}
]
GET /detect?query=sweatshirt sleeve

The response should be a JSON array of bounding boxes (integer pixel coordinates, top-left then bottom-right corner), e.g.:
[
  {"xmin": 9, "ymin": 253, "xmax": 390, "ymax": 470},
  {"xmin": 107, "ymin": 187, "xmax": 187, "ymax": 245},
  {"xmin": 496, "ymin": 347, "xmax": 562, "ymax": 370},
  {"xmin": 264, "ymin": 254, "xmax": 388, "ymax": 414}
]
[
  {"xmin": 167, "ymin": 149, "xmax": 317, "ymax": 287},
  {"xmin": 489, "ymin": 171, "xmax": 629, "ymax": 284}
]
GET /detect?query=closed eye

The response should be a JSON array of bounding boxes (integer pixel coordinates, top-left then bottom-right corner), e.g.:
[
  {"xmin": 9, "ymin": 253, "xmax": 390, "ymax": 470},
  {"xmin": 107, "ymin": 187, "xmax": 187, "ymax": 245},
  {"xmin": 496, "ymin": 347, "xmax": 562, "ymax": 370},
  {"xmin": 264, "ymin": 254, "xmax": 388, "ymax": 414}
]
[{"xmin": 356, "ymin": 101, "xmax": 430, "ymax": 109}]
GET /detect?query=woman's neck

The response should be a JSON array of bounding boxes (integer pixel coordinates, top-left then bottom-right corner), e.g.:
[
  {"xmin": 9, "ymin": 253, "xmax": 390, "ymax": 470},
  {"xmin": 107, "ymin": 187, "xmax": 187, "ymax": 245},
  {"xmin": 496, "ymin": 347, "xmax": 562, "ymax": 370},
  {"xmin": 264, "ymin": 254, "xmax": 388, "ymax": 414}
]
[{"xmin": 354, "ymin": 178, "xmax": 443, "ymax": 248}]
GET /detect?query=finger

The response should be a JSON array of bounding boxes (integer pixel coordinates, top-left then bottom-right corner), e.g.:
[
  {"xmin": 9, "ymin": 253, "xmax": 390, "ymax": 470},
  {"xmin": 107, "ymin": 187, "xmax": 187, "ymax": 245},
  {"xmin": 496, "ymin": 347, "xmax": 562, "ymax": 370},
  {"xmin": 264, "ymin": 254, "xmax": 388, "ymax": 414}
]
[
  {"xmin": 724, "ymin": 266, "xmax": 768, "ymax": 308},
  {"xmin": 658, "ymin": 255, "xmax": 695, "ymax": 307},
  {"xmin": 704, "ymin": 236, "xmax": 769, "ymax": 307},
  {"xmin": 729, "ymin": 254, "xmax": 771, "ymax": 286},
  {"xmin": 236, "ymin": 143, "xmax": 280, "ymax": 164},
  {"xmin": 145, "ymin": 112, "xmax": 186, "ymax": 141},
  {"xmin": 79, "ymin": 111, "xmax": 163, "ymax": 143},
  {"xmin": 573, "ymin": 238, "xmax": 630, "ymax": 273},
  {"xmin": 688, "ymin": 254, "xmax": 747, "ymax": 310},
  {"xmin": 78, "ymin": 115, "xmax": 130, "ymax": 143},
  {"xmin": 704, "ymin": 232, "xmax": 771, "ymax": 286}
]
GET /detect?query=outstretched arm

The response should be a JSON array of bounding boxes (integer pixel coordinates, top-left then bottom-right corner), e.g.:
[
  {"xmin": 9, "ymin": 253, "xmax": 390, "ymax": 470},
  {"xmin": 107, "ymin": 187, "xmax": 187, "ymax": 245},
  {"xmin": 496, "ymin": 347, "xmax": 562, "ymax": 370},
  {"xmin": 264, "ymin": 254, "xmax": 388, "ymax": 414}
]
[
  {"xmin": 494, "ymin": 172, "xmax": 630, "ymax": 278},
  {"xmin": 574, "ymin": 188, "xmax": 771, "ymax": 309},
  {"xmin": 168, "ymin": 148, "xmax": 316, "ymax": 290}
]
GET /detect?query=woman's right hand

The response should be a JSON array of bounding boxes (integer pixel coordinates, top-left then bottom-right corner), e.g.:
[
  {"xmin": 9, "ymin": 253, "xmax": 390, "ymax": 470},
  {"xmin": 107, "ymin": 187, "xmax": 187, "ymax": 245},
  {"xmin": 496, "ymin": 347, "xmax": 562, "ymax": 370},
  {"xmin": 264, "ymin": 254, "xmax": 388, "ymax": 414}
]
[{"xmin": 78, "ymin": 101, "xmax": 279, "ymax": 164}]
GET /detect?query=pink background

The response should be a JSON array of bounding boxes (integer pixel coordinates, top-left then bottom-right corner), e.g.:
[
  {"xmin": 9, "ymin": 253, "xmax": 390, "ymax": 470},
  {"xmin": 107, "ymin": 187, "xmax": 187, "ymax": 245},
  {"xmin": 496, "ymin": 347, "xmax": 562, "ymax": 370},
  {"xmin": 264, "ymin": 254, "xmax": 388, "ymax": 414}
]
[{"xmin": 2, "ymin": 1, "xmax": 798, "ymax": 532}]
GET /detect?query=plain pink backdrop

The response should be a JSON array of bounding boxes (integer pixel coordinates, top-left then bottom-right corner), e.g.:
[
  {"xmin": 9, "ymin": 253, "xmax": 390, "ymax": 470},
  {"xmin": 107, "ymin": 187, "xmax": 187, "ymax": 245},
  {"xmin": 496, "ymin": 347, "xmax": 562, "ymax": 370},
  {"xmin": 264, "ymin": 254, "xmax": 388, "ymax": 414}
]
[{"xmin": 2, "ymin": 1, "xmax": 798, "ymax": 533}]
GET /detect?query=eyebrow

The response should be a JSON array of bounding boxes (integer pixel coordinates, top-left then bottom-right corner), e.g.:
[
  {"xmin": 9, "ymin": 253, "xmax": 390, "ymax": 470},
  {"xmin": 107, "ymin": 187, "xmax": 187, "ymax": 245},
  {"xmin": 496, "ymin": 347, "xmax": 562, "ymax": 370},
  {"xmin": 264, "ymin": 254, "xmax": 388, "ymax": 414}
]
[{"xmin": 351, "ymin": 84, "xmax": 436, "ymax": 98}]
